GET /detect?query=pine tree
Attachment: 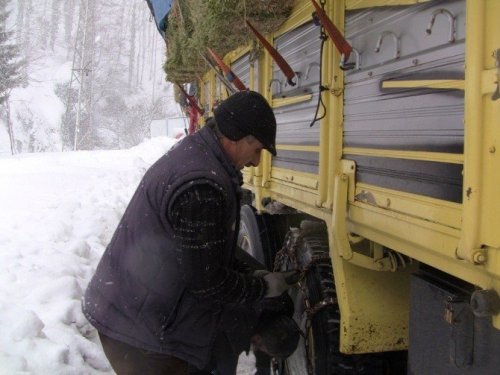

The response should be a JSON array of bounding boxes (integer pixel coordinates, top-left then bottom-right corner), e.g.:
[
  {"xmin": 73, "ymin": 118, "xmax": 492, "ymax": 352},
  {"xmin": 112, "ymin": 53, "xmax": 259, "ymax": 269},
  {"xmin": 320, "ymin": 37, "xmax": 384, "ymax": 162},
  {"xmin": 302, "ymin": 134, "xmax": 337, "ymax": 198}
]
[
  {"xmin": 0, "ymin": 0, "xmax": 24, "ymax": 105},
  {"xmin": 49, "ymin": 0, "xmax": 62, "ymax": 51},
  {"xmin": 1, "ymin": 0, "xmax": 25, "ymax": 154}
]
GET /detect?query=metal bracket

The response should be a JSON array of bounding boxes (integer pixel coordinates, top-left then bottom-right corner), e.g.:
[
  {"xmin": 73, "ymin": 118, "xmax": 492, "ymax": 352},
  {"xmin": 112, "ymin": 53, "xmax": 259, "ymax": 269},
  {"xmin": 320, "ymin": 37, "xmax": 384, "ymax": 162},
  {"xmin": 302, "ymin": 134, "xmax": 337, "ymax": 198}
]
[
  {"xmin": 340, "ymin": 47, "xmax": 361, "ymax": 71},
  {"xmin": 305, "ymin": 62, "xmax": 320, "ymax": 80},
  {"xmin": 426, "ymin": 8, "xmax": 457, "ymax": 44},
  {"xmin": 332, "ymin": 160, "xmax": 400, "ymax": 271},
  {"xmin": 284, "ymin": 71, "xmax": 302, "ymax": 88},
  {"xmin": 492, "ymin": 49, "xmax": 500, "ymax": 101},
  {"xmin": 444, "ymin": 298, "xmax": 474, "ymax": 368},
  {"xmin": 268, "ymin": 78, "xmax": 282, "ymax": 95},
  {"xmin": 333, "ymin": 160, "xmax": 355, "ymax": 261},
  {"xmin": 374, "ymin": 30, "xmax": 400, "ymax": 61},
  {"xmin": 470, "ymin": 289, "xmax": 500, "ymax": 317}
]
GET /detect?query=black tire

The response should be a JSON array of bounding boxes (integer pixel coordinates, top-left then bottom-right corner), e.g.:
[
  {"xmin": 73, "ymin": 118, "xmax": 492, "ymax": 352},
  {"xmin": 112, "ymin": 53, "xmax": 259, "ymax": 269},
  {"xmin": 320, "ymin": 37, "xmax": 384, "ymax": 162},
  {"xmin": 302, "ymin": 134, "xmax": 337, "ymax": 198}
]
[
  {"xmin": 282, "ymin": 221, "xmax": 404, "ymax": 375},
  {"xmin": 281, "ymin": 222, "xmax": 344, "ymax": 375},
  {"xmin": 238, "ymin": 205, "xmax": 274, "ymax": 374}
]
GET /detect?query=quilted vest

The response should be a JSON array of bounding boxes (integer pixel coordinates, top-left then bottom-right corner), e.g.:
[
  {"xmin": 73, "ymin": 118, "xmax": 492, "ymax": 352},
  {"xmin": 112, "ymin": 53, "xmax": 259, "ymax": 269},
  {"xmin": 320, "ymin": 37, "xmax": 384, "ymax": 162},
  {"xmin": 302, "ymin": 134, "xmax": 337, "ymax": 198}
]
[{"xmin": 82, "ymin": 125, "xmax": 242, "ymax": 368}]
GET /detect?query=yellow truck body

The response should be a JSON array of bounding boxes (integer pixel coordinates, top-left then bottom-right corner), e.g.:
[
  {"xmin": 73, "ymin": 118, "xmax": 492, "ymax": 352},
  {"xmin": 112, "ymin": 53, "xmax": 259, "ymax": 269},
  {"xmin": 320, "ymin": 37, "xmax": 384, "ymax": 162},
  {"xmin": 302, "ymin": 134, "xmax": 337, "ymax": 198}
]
[{"xmin": 193, "ymin": 0, "xmax": 499, "ymax": 372}]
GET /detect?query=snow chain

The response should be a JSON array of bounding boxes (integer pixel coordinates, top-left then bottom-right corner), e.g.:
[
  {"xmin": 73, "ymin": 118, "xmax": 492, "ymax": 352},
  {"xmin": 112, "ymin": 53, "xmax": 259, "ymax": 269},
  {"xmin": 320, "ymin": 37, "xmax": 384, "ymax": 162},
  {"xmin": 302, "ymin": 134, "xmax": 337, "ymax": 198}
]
[
  {"xmin": 273, "ymin": 233, "xmax": 336, "ymax": 375},
  {"xmin": 299, "ymin": 279, "xmax": 337, "ymax": 375}
]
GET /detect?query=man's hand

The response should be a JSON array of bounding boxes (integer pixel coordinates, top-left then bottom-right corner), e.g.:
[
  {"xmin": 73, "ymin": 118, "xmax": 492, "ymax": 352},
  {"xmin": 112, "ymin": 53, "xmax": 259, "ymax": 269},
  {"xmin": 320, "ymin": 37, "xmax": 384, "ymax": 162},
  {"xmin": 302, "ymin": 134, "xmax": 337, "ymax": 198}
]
[
  {"xmin": 263, "ymin": 271, "xmax": 301, "ymax": 298},
  {"xmin": 253, "ymin": 269, "xmax": 270, "ymax": 277}
]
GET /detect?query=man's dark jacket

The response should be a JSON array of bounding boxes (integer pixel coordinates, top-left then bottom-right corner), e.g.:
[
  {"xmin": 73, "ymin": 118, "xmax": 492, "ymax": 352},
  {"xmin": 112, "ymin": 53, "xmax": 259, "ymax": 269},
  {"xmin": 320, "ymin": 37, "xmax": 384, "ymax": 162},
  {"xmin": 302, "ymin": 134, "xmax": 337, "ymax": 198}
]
[{"xmin": 82, "ymin": 126, "xmax": 244, "ymax": 368}]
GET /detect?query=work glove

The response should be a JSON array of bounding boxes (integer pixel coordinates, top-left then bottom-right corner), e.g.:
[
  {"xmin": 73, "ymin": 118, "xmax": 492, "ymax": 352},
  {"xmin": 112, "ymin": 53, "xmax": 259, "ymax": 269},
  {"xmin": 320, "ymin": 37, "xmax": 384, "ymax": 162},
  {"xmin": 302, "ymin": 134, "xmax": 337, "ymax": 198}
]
[
  {"xmin": 253, "ymin": 269, "xmax": 270, "ymax": 278},
  {"xmin": 256, "ymin": 291, "xmax": 295, "ymax": 315},
  {"xmin": 263, "ymin": 271, "xmax": 301, "ymax": 298}
]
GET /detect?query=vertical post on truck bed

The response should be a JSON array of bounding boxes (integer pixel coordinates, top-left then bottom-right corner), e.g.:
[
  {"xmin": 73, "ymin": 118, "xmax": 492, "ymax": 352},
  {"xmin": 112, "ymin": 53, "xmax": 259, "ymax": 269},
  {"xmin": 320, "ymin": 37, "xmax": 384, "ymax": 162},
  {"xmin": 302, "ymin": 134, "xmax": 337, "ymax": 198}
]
[{"xmin": 457, "ymin": 0, "xmax": 485, "ymax": 263}]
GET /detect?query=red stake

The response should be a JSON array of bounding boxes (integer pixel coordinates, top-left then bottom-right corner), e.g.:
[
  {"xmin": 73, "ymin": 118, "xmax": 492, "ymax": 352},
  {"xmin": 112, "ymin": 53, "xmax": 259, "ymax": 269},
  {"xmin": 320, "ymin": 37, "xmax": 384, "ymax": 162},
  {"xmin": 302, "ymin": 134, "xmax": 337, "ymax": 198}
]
[
  {"xmin": 207, "ymin": 48, "xmax": 247, "ymax": 91},
  {"xmin": 246, "ymin": 20, "xmax": 296, "ymax": 86},
  {"xmin": 310, "ymin": 0, "xmax": 352, "ymax": 60},
  {"xmin": 175, "ymin": 82, "xmax": 205, "ymax": 116}
]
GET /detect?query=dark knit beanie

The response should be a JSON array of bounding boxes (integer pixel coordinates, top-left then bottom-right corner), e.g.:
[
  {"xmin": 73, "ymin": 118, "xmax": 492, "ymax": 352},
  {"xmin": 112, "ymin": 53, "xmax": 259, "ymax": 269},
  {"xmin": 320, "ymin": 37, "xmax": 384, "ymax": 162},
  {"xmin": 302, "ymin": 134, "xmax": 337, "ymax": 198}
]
[{"xmin": 214, "ymin": 91, "xmax": 277, "ymax": 156}]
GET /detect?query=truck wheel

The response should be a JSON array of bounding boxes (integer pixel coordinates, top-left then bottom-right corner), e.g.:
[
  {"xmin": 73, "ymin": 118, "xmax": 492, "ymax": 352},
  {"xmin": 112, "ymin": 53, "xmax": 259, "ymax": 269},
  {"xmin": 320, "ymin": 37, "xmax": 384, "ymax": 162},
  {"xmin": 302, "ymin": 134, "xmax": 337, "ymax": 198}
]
[
  {"xmin": 281, "ymin": 222, "xmax": 395, "ymax": 375},
  {"xmin": 238, "ymin": 204, "xmax": 268, "ymax": 267},
  {"xmin": 238, "ymin": 205, "xmax": 275, "ymax": 374},
  {"xmin": 280, "ymin": 224, "xmax": 345, "ymax": 375},
  {"xmin": 239, "ymin": 204, "xmax": 306, "ymax": 270}
]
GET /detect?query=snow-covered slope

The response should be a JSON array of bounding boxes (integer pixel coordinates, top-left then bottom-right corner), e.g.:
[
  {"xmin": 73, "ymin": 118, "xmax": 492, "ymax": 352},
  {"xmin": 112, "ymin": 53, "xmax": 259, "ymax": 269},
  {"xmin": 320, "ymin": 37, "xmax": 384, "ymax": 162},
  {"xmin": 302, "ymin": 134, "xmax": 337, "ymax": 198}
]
[
  {"xmin": 0, "ymin": 137, "xmax": 175, "ymax": 374},
  {"xmin": 0, "ymin": 137, "xmax": 257, "ymax": 374}
]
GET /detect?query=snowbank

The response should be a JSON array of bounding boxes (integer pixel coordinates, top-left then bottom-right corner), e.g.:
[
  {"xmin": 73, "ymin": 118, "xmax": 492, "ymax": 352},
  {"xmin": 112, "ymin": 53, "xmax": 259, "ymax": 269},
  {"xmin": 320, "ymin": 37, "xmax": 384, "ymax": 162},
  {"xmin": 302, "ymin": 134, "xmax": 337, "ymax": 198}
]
[
  {"xmin": 0, "ymin": 136, "xmax": 257, "ymax": 374},
  {"xmin": 0, "ymin": 138, "xmax": 175, "ymax": 374}
]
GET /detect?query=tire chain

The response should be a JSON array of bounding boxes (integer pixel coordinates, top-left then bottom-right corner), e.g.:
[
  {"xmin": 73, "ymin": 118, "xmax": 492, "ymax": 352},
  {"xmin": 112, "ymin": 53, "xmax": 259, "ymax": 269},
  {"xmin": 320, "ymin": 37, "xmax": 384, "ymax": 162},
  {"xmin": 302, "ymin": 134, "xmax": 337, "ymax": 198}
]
[{"xmin": 273, "ymin": 231, "xmax": 337, "ymax": 375}]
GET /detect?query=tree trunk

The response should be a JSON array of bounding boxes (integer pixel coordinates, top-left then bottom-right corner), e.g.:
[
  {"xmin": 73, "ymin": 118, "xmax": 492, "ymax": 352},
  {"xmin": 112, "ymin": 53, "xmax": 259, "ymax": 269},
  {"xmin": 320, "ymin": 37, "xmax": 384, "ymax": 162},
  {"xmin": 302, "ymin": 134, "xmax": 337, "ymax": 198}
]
[
  {"xmin": 4, "ymin": 98, "xmax": 16, "ymax": 155},
  {"xmin": 16, "ymin": 0, "xmax": 25, "ymax": 43},
  {"xmin": 50, "ymin": 0, "xmax": 61, "ymax": 51},
  {"xmin": 128, "ymin": 3, "xmax": 136, "ymax": 88},
  {"xmin": 24, "ymin": 0, "xmax": 33, "ymax": 67},
  {"xmin": 64, "ymin": 0, "xmax": 75, "ymax": 57}
]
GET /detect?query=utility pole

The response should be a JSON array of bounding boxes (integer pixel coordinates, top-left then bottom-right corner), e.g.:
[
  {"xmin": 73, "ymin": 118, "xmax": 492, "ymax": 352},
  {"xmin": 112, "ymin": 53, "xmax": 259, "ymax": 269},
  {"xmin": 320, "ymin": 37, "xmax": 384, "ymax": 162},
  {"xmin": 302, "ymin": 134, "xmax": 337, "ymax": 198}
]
[{"xmin": 63, "ymin": 0, "xmax": 95, "ymax": 151}]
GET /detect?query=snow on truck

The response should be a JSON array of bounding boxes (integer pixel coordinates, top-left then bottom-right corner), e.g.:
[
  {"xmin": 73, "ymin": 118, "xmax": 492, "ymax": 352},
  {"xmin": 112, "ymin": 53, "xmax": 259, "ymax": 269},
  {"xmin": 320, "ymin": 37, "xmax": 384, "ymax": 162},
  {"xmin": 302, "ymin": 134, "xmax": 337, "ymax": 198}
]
[{"xmin": 146, "ymin": 0, "xmax": 500, "ymax": 373}]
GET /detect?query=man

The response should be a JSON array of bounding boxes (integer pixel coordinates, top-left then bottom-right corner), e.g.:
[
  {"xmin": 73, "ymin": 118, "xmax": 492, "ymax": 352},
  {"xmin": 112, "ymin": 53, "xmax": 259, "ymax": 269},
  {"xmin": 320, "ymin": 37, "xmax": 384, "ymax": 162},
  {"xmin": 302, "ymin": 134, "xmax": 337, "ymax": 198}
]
[{"xmin": 82, "ymin": 91, "xmax": 297, "ymax": 374}]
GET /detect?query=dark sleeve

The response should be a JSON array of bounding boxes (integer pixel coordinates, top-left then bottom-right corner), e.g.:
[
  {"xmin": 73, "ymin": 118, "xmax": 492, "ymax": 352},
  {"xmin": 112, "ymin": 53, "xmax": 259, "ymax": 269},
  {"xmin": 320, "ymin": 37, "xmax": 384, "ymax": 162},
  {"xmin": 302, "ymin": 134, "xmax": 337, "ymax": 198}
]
[
  {"xmin": 232, "ymin": 257, "xmax": 253, "ymax": 274},
  {"xmin": 169, "ymin": 181, "xmax": 267, "ymax": 304}
]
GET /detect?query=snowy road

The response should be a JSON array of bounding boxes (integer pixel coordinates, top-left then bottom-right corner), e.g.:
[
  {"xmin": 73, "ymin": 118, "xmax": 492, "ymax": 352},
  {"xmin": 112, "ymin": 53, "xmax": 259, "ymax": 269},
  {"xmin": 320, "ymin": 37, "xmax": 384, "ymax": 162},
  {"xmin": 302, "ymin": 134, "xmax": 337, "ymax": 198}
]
[{"xmin": 0, "ymin": 138, "xmax": 255, "ymax": 374}]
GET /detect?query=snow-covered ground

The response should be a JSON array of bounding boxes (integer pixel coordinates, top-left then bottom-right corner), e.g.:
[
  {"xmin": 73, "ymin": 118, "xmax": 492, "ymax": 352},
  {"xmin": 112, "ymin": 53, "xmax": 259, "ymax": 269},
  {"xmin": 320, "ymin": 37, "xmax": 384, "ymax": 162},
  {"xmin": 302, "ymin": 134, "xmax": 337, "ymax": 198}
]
[{"xmin": 0, "ymin": 138, "xmax": 255, "ymax": 374}]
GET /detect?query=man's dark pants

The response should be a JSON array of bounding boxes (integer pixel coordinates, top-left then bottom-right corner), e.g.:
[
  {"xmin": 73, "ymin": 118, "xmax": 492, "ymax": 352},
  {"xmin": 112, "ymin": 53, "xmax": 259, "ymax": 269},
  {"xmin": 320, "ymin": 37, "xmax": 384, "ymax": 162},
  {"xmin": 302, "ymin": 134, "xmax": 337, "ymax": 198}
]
[
  {"xmin": 99, "ymin": 333, "xmax": 189, "ymax": 375},
  {"xmin": 99, "ymin": 332, "xmax": 239, "ymax": 375}
]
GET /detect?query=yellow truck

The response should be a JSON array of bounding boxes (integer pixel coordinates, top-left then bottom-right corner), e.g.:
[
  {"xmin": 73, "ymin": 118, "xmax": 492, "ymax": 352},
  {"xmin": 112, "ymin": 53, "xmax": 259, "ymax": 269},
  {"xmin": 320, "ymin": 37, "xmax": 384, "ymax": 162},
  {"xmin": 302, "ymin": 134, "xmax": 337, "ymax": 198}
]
[{"xmin": 149, "ymin": 0, "xmax": 500, "ymax": 373}]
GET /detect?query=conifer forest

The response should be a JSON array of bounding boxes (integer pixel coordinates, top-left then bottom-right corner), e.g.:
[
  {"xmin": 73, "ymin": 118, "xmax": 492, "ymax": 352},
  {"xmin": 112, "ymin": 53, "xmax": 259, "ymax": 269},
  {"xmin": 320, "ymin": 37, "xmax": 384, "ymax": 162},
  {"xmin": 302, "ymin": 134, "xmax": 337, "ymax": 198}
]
[{"xmin": 0, "ymin": 0, "xmax": 176, "ymax": 155}]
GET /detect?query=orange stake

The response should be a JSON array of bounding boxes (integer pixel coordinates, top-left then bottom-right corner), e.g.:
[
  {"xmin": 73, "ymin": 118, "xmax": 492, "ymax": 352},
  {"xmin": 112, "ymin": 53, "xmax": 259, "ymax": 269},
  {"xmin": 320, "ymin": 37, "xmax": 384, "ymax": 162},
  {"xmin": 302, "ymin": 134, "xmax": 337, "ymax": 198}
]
[
  {"xmin": 310, "ymin": 0, "xmax": 352, "ymax": 60},
  {"xmin": 175, "ymin": 82, "xmax": 205, "ymax": 116},
  {"xmin": 246, "ymin": 20, "xmax": 296, "ymax": 86},
  {"xmin": 207, "ymin": 48, "xmax": 247, "ymax": 91}
]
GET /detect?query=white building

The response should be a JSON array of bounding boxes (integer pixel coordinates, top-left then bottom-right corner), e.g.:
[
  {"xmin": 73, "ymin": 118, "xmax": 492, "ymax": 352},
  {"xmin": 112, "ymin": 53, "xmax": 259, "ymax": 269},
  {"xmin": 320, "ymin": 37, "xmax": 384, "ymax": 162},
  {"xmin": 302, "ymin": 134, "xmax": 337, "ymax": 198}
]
[{"xmin": 150, "ymin": 117, "xmax": 188, "ymax": 139}]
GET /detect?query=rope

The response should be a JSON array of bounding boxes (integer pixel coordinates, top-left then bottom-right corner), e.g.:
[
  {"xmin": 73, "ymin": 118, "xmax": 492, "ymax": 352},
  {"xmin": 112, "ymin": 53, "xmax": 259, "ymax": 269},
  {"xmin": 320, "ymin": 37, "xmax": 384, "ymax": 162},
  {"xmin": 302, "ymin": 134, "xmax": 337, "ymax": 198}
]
[
  {"xmin": 309, "ymin": 31, "xmax": 327, "ymax": 127},
  {"xmin": 309, "ymin": 0, "xmax": 329, "ymax": 127}
]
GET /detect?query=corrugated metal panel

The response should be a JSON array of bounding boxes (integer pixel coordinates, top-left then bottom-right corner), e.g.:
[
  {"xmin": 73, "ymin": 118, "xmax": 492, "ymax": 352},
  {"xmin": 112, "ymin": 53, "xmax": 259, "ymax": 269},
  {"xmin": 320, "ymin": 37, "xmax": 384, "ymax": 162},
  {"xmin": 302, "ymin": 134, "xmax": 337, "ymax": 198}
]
[
  {"xmin": 271, "ymin": 21, "xmax": 323, "ymax": 173},
  {"xmin": 273, "ymin": 98, "xmax": 323, "ymax": 146},
  {"xmin": 344, "ymin": 0, "xmax": 465, "ymax": 152},
  {"xmin": 231, "ymin": 53, "xmax": 251, "ymax": 90},
  {"xmin": 272, "ymin": 150, "xmax": 320, "ymax": 174},
  {"xmin": 344, "ymin": 58, "xmax": 464, "ymax": 152},
  {"xmin": 273, "ymin": 21, "xmax": 322, "ymax": 145},
  {"xmin": 344, "ymin": 0, "xmax": 465, "ymax": 201},
  {"xmin": 347, "ymin": 154, "xmax": 463, "ymax": 202},
  {"xmin": 273, "ymin": 21, "xmax": 322, "ymax": 98}
]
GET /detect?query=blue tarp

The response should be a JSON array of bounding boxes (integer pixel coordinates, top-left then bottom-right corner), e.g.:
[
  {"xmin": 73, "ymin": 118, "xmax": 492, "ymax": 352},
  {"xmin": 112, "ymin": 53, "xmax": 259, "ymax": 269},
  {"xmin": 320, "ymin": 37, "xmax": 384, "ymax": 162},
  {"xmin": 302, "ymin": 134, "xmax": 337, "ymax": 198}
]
[{"xmin": 145, "ymin": 0, "xmax": 173, "ymax": 39}]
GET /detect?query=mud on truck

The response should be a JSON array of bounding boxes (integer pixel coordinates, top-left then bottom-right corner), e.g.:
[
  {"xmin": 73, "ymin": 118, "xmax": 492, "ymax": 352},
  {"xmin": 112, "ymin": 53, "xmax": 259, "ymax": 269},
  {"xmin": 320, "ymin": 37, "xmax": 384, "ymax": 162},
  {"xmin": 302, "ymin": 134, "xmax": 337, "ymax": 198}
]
[{"xmin": 146, "ymin": 0, "xmax": 500, "ymax": 373}]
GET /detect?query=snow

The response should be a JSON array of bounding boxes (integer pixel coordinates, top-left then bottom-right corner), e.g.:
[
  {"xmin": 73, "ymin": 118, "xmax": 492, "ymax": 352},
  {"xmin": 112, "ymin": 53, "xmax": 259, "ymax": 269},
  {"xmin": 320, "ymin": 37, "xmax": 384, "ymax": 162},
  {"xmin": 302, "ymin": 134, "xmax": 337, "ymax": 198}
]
[
  {"xmin": 2, "ymin": 0, "xmax": 182, "ymax": 154},
  {"xmin": 0, "ymin": 124, "xmax": 10, "ymax": 156},
  {"xmin": 7, "ymin": 57, "xmax": 72, "ymax": 153},
  {"xmin": 0, "ymin": 138, "xmax": 256, "ymax": 374},
  {"xmin": 14, "ymin": 60, "xmax": 71, "ymax": 126}
]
